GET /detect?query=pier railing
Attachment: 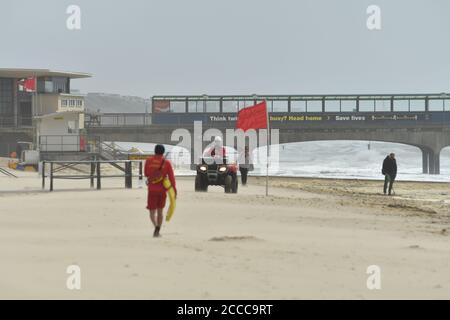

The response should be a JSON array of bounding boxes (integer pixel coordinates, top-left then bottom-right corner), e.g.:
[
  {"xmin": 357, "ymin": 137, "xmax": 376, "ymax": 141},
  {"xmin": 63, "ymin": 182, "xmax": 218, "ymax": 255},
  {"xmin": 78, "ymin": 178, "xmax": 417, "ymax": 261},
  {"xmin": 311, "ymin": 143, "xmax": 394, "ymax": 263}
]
[
  {"xmin": 85, "ymin": 113, "xmax": 152, "ymax": 127},
  {"xmin": 39, "ymin": 135, "xmax": 102, "ymax": 153},
  {"xmin": 152, "ymin": 93, "xmax": 450, "ymax": 113}
]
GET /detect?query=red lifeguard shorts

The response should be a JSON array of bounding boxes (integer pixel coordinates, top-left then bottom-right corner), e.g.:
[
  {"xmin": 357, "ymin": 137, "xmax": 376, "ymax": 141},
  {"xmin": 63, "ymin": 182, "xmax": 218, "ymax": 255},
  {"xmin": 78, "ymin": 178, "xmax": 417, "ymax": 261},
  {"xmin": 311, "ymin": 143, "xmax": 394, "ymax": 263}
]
[{"xmin": 147, "ymin": 192, "xmax": 167, "ymax": 210}]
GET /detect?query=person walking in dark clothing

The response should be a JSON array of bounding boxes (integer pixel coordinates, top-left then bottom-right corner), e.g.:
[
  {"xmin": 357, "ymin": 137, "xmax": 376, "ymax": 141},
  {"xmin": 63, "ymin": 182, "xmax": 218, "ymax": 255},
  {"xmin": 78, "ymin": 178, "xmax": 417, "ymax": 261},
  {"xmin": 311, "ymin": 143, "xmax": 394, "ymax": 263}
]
[
  {"xmin": 240, "ymin": 167, "xmax": 249, "ymax": 186},
  {"xmin": 239, "ymin": 146, "xmax": 253, "ymax": 186},
  {"xmin": 382, "ymin": 153, "xmax": 397, "ymax": 195}
]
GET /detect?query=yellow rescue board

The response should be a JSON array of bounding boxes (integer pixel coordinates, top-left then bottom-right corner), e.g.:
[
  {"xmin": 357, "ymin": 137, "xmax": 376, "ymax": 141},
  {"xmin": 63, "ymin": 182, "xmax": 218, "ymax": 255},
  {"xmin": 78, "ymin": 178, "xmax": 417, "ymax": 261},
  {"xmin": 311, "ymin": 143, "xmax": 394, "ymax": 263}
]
[{"xmin": 163, "ymin": 178, "xmax": 176, "ymax": 222}]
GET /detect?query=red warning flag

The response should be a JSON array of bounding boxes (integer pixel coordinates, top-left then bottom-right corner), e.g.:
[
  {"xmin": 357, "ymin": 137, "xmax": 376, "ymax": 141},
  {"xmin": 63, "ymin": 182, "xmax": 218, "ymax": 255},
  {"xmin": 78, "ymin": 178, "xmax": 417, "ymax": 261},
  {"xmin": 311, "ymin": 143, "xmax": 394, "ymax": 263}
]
[{"xmin": 236, "ymin": 101, "xmax": 268, "ymax": 132}]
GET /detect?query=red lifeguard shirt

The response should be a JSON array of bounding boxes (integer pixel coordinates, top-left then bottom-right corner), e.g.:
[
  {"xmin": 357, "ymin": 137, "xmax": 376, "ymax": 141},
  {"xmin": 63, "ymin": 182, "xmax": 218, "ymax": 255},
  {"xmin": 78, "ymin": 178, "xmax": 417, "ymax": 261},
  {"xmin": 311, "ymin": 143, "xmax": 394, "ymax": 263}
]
[{"xmin": 144, "ymin": 155, "xmax": 177, "ymax": 194}]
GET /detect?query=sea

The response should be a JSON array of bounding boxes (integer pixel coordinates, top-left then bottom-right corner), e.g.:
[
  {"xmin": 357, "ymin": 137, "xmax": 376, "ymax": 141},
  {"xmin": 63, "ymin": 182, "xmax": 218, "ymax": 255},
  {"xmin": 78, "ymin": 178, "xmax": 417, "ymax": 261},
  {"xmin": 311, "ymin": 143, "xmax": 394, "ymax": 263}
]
[{"xmin": 114, "ymin": 141, "xmax": 450, "ymax": 182}]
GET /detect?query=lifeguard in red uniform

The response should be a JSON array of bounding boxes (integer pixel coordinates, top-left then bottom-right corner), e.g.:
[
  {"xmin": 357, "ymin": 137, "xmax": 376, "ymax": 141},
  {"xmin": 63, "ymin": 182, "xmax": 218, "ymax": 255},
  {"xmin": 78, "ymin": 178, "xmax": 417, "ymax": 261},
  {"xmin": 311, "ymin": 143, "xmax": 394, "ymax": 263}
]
[{"xmin": 145, "ymin": 145, "xmax": 177, "ymax": 238}]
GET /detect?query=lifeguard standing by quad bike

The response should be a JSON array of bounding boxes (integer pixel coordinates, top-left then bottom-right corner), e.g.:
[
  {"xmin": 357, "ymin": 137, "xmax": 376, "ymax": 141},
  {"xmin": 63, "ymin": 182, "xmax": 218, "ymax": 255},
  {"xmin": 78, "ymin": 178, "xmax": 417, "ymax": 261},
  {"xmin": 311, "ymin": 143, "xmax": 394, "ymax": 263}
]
[{"xmin": 195, "ymin": 137, "xmax": 239, "ymax": 194}]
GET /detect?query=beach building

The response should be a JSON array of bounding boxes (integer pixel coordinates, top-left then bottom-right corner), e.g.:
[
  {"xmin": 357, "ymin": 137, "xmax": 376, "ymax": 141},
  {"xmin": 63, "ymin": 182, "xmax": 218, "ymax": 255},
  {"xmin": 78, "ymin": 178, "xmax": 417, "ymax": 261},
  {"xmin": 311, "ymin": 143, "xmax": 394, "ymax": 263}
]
[{"xmin": 0, "ymin": 68, "xmax": 92, "ymax": 158}]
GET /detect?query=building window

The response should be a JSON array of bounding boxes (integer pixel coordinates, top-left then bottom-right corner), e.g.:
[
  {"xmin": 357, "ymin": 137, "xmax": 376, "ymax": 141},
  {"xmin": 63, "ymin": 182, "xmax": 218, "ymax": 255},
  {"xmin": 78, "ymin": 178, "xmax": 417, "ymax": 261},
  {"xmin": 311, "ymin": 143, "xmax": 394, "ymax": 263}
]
[
  {"xmin": 410, "ymin": 99, "xmax": 426, "ymax": 112},
  {"xmin": 341, "ymin": 100, "xmax": 357, "ymax": 112},
  {"xmin": 0, "ymin": 78, "xmax": 14, "ymax": 115},
  {"xmin": 393, "ymin": 100, "xmax": 409, "ymax": 111},
  {"xmin": 324, "ymin": 100, "xmax": 340, "ymax": 112},
  {"xmin": 429, "ymin": 99, "xmax": 444, "ymax": 111},
  {"xmin": 61, "ymin": 99, "xmax": 83, "ymax": 108},
  {"xmin": 222, "ymin": 100, "xmax": 237, "ymax": 113},
  {"xmin": 291, "ymin": 100, "xmax": 306, "ymax": 112},
  {"xmin": 205, "ymin": 101, "xmax": 220, "ymax": 112},
  {"xmin": 44, "ymin": 81, "xmax": 54, "ymax": 93},
  {"xmin": 188, "ymin": 100, "xmax": 204, "ymax": 113},
  {"xmin": 359, "ymin": 100, "xmax": 375, "ymax": 112},
  {"xmin": 306, "ymin": 100, "xmax": 323, "ymax": 112},
  {"xmin": 37, "ymin": 77, "xmax": 69, "ymax": 94},
  {"xmin": 170, "ymin": 101, "xmax": 186, "ymax": 112},
  {"xmin": 272, "ymin": 100, "xmax": 289, "ymax": 112},
  {"xmin": 68, "ymin": 121, "xmax": 76, "ymax": 134},
  {"xmin": 375, "ymin": 100, "xmax": 391, "ymax": 112},
  {"xmin": 237, "ymin": 100, "xmax": 256, "ymax": 111}
]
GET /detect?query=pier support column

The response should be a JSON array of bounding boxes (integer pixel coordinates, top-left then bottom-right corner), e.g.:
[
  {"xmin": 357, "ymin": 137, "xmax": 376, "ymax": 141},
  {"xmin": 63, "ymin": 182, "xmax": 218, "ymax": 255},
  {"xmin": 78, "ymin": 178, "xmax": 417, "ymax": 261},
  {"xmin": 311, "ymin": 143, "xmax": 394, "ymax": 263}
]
[
  {"xmin": 421, "ymin": 147, "xmax": 442, "ymax": 175},
  {"xmin": 427, "ymin": 150, "xmax": 442, "ymax": 175},
  {"xmin": 422, "ymin": 149, "xmax": 429, "ymax": 174},
  {"xmin": 429, "ymin": 152, "xmax": 436, "ymax": 175},
  {"xmin": 433, "ymin": 152, "xmax": 441, "ymax": 175}
]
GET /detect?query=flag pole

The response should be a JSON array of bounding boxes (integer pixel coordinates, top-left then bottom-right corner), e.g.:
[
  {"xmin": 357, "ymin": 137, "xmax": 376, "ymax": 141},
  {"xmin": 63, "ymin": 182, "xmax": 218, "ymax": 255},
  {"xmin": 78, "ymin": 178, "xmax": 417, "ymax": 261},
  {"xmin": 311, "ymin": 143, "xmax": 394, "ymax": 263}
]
[{"xmin": 265, "ymin": 99, "xmax": 270, "ymax": 197}]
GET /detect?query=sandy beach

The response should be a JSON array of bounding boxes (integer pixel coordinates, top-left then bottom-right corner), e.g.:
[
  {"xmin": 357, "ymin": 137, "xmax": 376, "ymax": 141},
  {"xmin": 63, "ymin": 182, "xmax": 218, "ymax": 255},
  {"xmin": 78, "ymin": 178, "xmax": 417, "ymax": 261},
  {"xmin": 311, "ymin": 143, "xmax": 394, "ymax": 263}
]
[{"xmin": 0, "ymin": 170, "xmax": 449, "ymax": 300}]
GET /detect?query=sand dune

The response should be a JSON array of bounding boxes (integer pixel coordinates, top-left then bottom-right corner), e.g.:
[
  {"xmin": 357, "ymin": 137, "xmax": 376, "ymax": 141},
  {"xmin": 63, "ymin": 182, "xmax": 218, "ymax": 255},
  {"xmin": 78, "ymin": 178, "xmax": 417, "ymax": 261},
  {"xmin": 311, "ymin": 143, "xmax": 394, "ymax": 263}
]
[{"xmin": 0, "ymin": 173, "xmax": 449, "ymax": 299}]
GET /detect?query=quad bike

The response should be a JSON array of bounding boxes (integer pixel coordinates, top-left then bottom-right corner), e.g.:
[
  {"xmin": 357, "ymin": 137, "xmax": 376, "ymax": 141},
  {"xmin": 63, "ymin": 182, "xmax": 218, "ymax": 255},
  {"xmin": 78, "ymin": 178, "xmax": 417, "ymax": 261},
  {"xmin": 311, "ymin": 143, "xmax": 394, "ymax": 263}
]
[{"xmin": 195, "ymin": 157, "xmax": 238, "ymax": 194}]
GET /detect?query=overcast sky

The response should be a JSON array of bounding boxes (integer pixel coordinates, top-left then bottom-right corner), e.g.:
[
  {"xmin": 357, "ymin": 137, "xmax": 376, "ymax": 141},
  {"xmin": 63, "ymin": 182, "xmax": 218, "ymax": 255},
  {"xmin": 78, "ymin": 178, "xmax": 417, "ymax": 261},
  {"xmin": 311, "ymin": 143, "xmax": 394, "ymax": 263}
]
[{"xmin": 1, "ymin": 0, "xmax": 449, "ymax": 97}]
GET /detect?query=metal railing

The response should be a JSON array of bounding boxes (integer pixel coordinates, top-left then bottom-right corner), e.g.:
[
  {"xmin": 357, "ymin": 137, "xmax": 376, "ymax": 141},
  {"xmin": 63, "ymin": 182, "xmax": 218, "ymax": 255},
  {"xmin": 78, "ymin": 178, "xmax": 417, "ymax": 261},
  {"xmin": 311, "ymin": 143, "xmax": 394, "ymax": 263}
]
[
  {"xmin": 39, "ymin": 135, "xmax": 101, "ymax": 153},
  {"xmin": 42, "ymin": 160, "xmax": 143, "ymax": 191},
  {"xmin": 77, "ymin": 94, "xmax": 450, "ymax": 128},
  {"xmin": 85, "ymin": 113, "xmax": 152, "ymax": 127},
  {"xmin": 0, "ymin": 167, "xmax": 18, "ymax": 178},
  {"xmin": 98, "ymin": 141, "xmax": 130, "ymax": 160},
  {"xmin": 152, "ymin": 93, "xmax": 450, "ymax": 113}
]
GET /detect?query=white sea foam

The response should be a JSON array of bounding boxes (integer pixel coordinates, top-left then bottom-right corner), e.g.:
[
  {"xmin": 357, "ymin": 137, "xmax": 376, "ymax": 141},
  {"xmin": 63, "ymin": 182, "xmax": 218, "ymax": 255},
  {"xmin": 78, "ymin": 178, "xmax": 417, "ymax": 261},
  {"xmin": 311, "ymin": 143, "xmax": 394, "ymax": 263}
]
[{"xmin": 114, "ymin": 141, "xmax": 450, "ymax": 182}]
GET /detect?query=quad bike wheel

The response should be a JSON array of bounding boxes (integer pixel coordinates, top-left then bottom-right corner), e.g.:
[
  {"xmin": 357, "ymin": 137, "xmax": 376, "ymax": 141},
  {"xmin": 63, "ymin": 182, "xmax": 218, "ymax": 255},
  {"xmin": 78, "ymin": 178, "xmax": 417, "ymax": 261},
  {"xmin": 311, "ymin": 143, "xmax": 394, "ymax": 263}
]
[
  {"xmin": 224, "ymin": 175, "xmax": 232, "ymax": 194},
  {"xmin": 231, "ymin": 174, "xmax": 238, "ymax": 194},
  {"xmin": 195, "ymin": 175, "xmax": 208, "ymax": 192}
]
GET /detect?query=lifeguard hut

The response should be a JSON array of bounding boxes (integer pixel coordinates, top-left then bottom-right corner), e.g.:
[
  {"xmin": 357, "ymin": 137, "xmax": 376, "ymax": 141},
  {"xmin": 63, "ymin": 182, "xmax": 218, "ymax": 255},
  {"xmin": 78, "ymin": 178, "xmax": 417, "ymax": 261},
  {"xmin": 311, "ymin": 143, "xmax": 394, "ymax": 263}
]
[{"xmin": 0, "ymin": 68, "xmax": 93, "ymax": 164}]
